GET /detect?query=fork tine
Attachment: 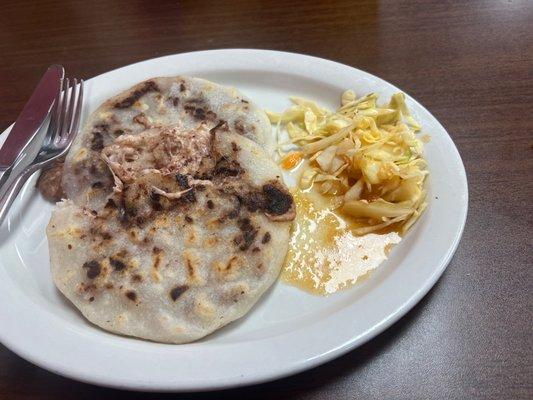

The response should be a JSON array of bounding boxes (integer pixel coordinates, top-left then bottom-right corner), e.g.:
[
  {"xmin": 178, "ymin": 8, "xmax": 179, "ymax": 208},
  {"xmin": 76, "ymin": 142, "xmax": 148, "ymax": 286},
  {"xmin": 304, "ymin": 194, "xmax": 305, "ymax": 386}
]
[
  {"xmin": 60, "ymin": 80, "xmax": 72, "ymax": 142},
  {"xmin": 70, "ymin": 79, "xmax": 83, "ymax": 139},
  {"xmin": 44, "ymin": 78, "xmax": 63, "ymax": 147},
  {"xmin": 61, "ymin": 78, "xmax": 78, "ymax": 143},
  {"xmin": 58, "ymin": 79, "xmax": 83, "ymax": 154},
  {"xmin": 55, "ymin": 78, "xmax": 69, "ymax": 143}
]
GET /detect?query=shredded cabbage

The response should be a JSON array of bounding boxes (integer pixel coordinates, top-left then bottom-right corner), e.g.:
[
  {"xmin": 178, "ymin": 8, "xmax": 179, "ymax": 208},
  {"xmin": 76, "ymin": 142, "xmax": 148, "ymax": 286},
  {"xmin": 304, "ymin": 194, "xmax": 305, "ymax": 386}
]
[{"xmin": 267, "ymin": 90, "xmax": 429, "ymax": 234}]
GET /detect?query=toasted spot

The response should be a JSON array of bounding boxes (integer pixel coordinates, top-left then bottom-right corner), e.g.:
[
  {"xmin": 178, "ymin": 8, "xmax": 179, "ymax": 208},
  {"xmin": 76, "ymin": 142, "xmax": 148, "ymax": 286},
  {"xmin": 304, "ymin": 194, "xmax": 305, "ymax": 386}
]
[
  {"xmin": 116, "ymin": 313, "xmax": 128, "ymax": 326},
  {"xmin": 170, "ymin": 285, "xmax": 189, "ymax": 301},
  {"xmin": 90, "ymin": 131, "xmax": 104, "ymax": 151},
  {"xmin": 204, "ymin": 236, "xmax": 219, "ymax": 248},
  {"xmin": 109, "ymin": 257, "xmax": 127, "ymax": 271},
  {"xmin": 114, "ymin": 80, "xmax": 159, "ymax": 109},
  {"xmin": 105, "ymin": 199, "xmax": 117, "ymax": 209},
  {"xmin": 183, "ymin": 249, "xmax": 202, "ymax": 284},
  {"xmin": 234, "ymin": 120, "xmax": 245, "ymax": 134},
  {"xmin": 213, "ymin": 157, "xmax": 243, "ymax": 177},
  {"xmin": 193, "ymin": 107, "xmax": 206, "ymax": 120},
  {"xmin": 195, "ymin": 296, "xmax": 215, "ymax": 319},
  {"xmin": 125, "ymin": 290, "xmax": 137, "ymax": 301},
  {"xmin": 236, "ymin": 218, "xmax": 258, "ymax": 251},
  {"xmin": 128, "ymin": 228, "xmax": 141, "ymax": 242},
  {"xmin": 65, "ymin": 227, "xmax": 85, "ymax": 239},
  {"xmin": 224, "ymin": 283, "xmax": 249, "ymax": 303},
  {"xmin": 152, "ymin": 247, "xmax": 163, "ymax": 270},
  {"xmin": 206, "ymin": 110, "xmax": 217, "ymax": 121},
  {"xmin": 73, "ymin": 148, "xmax": 89, "ymax": 162},
  {"xmin": 185, "ymin": 226, "xmax": 200, "ymax": 246},
  {"xmin": 133, "ymin": 113, "xmax": 152, "ymax": 128},
  {"xmin": 262, "ymin": 183, "xmax": 294, "ymax": 219},
  {"xmin": 206, "ymin": 218, "xmax": 221, "ymax": 231},
  {"xmin": 151, "ymin": 269, "xmax": 161, "ymax": 283},
  {"xmin": 210, "ymin": 120, "xmax": 228, "ymax": 134},
  {"xmin": 129, "ymin": 258, "xmax": 140, "ymax": 269},
  {"xmin": 155, "ymin": 215, "xmax": 171, "ymax": 228},
  {"xmin": 228, "ymin": 209, "xmax": 239, "ymax": 219},
  {"xmin": 78, "ymin": 282, "xmax": 97, "ymax": 294},
  {"xmin": 83, "ymin": 260, "xmax": 101, "ymax": 279},
  {"xmin": 214, "ymin": 255, "xmax": 245, "ymax": 281}
]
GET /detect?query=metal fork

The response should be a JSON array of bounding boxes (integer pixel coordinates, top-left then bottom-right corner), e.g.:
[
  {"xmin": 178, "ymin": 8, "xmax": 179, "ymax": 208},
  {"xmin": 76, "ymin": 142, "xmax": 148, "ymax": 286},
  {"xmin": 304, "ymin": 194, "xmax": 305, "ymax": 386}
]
[{"xmin": 0, "ymin": 77, "xmax": 83, "ymax": 227}]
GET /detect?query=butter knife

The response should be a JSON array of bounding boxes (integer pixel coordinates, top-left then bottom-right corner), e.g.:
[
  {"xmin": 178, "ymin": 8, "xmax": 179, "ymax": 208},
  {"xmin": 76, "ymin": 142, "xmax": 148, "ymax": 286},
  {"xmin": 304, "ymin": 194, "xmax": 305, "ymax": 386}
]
[{"xmin": 0, "ymin": 65, "xmax": 64, "ymax": 190}]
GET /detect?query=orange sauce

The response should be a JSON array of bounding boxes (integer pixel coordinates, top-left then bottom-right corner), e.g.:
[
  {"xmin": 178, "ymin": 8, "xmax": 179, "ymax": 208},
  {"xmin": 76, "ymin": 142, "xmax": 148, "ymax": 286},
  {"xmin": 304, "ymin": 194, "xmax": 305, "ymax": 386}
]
[
  {"xmin": 281, "ymin": 188, "xmax": 401, "ymax": 295},
  {"xmin": 280, "ymin": 152, "xmax": 303, "ymax": 170}
]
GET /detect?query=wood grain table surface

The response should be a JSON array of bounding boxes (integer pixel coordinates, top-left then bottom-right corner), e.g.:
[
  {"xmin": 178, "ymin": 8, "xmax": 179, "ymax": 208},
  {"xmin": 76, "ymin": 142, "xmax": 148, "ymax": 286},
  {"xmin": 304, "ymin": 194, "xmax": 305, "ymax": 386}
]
[{"xmin": 0, "ymin": 0, "xmax": 531, "ymax": 398}]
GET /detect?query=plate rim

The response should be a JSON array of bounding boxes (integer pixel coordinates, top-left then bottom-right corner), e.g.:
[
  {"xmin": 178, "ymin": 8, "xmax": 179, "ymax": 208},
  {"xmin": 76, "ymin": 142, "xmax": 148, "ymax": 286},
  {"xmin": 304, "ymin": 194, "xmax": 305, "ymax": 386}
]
[{"xmin": 0, "ymin": 48, "xmax": 468, "ymax": 392}]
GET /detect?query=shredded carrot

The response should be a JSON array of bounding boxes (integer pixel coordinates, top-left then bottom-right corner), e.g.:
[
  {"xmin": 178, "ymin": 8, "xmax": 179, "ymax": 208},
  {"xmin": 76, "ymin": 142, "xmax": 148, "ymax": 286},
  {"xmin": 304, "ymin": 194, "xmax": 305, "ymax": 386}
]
[{"xmin": 281, "ymin": 151, "xmax": 303, "ymax": 170}]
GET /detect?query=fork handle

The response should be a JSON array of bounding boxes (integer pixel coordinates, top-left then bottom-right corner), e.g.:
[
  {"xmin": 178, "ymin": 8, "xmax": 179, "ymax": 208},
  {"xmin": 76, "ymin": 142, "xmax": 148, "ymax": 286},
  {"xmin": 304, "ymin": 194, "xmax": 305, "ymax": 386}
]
[
  {"xmin": 0, "ymin": 165, "xmax": 38, "ymax": 228},
  {"xmin": 0, "ymin": 167, "xmax": 13, "ymax": 194}
]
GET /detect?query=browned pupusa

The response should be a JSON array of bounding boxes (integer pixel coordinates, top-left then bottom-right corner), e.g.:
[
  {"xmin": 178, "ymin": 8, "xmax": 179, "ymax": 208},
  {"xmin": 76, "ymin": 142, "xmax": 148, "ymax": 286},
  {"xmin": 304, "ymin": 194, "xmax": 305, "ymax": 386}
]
[
  {"xmin": 60, "ymin": 76, "xmax": 274, "ymax": 207},
  {"xmin": 47, "ymin": 125, "xmax": 294, "ymax": 344}
]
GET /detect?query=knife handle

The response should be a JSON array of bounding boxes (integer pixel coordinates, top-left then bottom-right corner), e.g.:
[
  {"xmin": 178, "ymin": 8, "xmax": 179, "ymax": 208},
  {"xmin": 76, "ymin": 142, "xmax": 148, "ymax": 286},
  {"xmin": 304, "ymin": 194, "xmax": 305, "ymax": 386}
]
[{"xmin": 0, "ymin": 165, "xmax": 38, "ymax": 228}]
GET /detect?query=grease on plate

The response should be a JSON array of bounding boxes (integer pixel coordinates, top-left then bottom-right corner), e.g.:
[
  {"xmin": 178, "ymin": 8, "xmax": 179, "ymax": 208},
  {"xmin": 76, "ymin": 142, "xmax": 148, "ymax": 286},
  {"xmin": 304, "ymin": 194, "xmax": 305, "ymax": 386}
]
[{"xmin": 281, "ymin": 189, "xmax": 401, "ymax": 295}]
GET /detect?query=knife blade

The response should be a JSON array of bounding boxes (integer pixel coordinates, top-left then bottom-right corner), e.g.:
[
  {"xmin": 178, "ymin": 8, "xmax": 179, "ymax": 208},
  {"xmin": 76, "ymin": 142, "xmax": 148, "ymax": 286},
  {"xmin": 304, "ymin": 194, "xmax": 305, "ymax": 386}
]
[{"xmin": 0, "ymin": 65, "xmax": 64, "ymax": 188}]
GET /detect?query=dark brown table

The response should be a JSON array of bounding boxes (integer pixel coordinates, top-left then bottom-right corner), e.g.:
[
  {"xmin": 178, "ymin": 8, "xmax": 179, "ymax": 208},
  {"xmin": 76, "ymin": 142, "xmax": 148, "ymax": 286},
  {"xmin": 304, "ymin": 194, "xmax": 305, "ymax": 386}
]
[{"xmin": 1, "ymin": 1, "xmax": 531, "ymax": 398}]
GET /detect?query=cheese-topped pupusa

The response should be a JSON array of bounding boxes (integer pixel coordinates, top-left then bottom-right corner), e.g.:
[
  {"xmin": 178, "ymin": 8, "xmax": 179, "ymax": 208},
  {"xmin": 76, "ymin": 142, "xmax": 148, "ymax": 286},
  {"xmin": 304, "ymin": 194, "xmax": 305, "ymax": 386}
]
[
  {"xmin": 47, "ymin": 124, "xmax": 294, "ymax": 344},
  {"xmin": 56, "ymin": 76, "xmax": 273, "ymax": 205}
]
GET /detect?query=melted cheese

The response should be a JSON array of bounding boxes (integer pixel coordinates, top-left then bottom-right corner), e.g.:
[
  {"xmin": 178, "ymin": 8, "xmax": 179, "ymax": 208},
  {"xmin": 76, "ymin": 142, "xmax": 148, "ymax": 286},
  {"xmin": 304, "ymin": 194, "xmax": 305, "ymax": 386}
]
[{"xmin": 101, "ymin": 123, "xmax": 213, "ymax": 184}]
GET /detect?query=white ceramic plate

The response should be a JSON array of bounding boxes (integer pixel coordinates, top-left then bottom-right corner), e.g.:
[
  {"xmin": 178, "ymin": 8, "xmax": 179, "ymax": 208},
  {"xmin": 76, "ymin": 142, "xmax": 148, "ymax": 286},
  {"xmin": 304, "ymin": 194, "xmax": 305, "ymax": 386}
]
[{"xmin": 0, "ymin": 49, "xmax": 467, "ymax": 392}]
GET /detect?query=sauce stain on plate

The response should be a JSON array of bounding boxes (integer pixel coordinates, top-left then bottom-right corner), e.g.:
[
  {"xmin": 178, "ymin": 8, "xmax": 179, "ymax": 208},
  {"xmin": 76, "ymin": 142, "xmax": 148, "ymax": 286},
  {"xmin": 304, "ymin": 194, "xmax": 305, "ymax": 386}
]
[{"xmin": 281, "ymin": 189, "xmax": 401, "ymax": 295}]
